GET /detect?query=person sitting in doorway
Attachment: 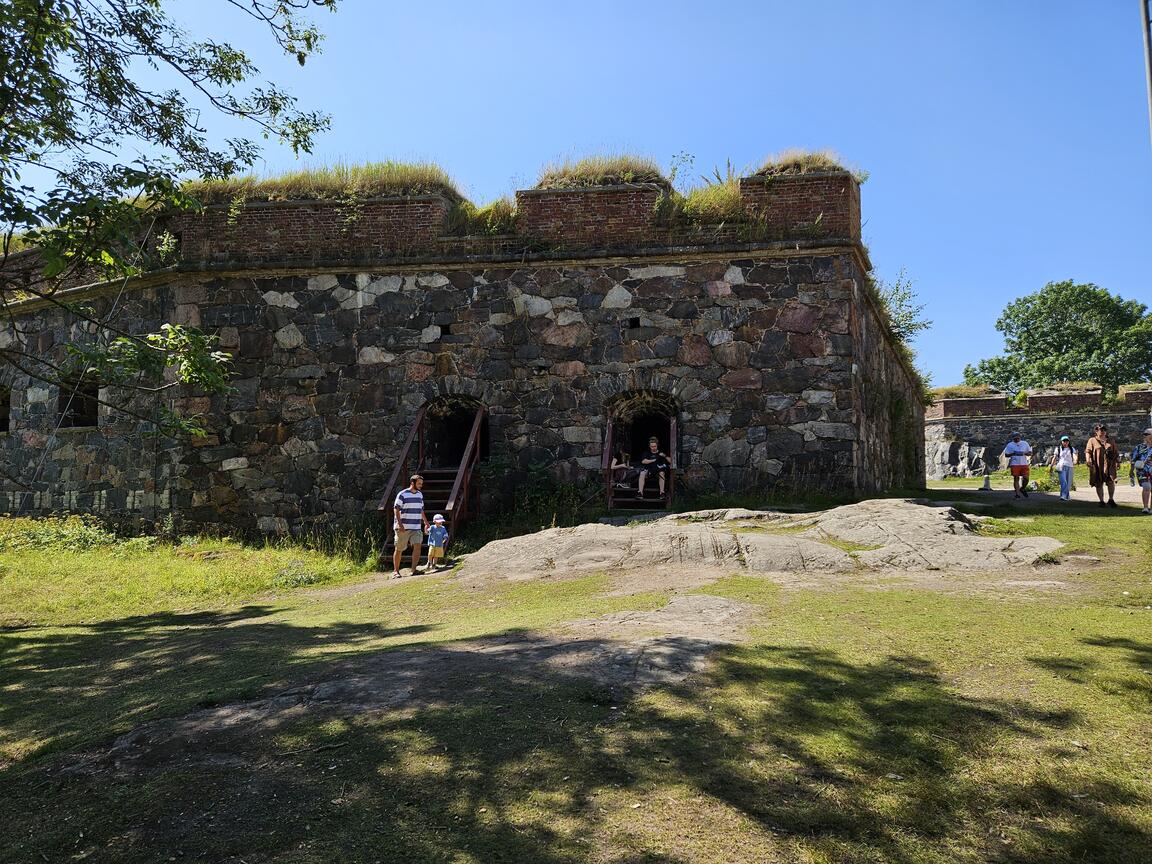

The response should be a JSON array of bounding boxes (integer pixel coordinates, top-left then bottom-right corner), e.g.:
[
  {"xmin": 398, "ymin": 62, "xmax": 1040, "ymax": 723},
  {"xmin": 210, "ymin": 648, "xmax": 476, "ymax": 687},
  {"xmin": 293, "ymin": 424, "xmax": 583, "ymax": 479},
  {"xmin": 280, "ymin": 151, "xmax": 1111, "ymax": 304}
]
[
  {"xmin": 609, "ymin": 449, "xmax": 639, "ymax": 489},
  {"xmin": 637, "ymin": 436, "xmax": 671, "ymax": 499}
]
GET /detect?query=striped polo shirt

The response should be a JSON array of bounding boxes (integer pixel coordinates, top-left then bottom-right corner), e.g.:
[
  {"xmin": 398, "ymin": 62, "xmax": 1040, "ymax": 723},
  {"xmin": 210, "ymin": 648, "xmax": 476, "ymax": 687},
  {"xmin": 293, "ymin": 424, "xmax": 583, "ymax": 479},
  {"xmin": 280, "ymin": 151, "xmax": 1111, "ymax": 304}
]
[{"xmin": 393, "ymin": 488, "xmax": 425, "ymax": 530}]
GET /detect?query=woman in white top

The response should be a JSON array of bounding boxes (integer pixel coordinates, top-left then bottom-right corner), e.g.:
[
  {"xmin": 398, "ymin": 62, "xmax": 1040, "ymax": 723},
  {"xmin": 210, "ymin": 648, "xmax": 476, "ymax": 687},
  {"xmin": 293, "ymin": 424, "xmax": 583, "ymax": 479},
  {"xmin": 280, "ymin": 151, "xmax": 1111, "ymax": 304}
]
[{"xmin": 1049, "ymin": 434, "xmax": 1078, "ymax": 501}]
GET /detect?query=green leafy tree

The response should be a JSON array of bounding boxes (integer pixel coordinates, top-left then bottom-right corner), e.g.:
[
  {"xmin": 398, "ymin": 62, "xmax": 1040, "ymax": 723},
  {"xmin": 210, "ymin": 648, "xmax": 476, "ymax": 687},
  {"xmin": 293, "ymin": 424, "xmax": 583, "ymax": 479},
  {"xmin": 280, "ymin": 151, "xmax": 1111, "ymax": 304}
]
[
  {"xmin": 874, "ymin": 268, "xmax": 932, "ymax": 342},
  {"xmin": 964, "ymin": 281, "xmax": 1152, "ymax": 396},
  {"xmin": 0, "ymin": 0, "xmax": 336, "ymax": 434}
]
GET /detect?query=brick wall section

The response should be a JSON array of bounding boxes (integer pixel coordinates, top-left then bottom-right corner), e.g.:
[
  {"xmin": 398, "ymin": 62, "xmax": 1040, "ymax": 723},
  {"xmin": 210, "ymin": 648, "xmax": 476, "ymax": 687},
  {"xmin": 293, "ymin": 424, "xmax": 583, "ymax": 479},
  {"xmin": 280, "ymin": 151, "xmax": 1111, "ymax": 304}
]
[
  {"xmin": 1122, "ymin": 390, "xmax": 1152, "ymax": 409},
  {"xmin": 1026, "ymin": 392, "xmax": 1103, "ymax": 412},
  {"xmin": 515, "ymin": 185, "xmax": 663, "ymax": 246},
  {"xmin": 167, "ymin": 196, "xmax": 451, "ymax": 264},
  {"xmin": 924, "ymin": 396, "xmax": 1010, "ymax": 419},
  {"xmin": 739, "ymin": 172, "xmax": 861, "ymax": 242}
]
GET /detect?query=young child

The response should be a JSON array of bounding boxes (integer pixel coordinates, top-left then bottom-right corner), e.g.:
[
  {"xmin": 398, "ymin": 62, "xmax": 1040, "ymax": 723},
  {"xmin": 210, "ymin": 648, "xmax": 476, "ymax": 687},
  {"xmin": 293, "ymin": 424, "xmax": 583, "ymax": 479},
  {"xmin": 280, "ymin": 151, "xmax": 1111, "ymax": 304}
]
[{"xmin": 426, "ymin": 513, "xmax": 449, "ymax": 569}]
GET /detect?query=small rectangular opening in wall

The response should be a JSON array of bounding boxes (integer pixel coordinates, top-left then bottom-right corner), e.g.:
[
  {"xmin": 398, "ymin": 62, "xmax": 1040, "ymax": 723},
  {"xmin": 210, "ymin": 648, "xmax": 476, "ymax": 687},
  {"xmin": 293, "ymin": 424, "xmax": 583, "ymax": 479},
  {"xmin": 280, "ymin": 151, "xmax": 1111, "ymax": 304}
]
[
  {"xmin": 625, "ymin": 317, "xmax": 641, "ymax": 329},
  {"xmin": 0, "ymin": 387, "xmax": 9, "ymax": 433},
  {"xmin": 58, "ymin": 377, "xmax": 99, "ymax": 428},
  {"xmin": 441, "ymin": 323, "xmax": 452, "ymax": 335}
]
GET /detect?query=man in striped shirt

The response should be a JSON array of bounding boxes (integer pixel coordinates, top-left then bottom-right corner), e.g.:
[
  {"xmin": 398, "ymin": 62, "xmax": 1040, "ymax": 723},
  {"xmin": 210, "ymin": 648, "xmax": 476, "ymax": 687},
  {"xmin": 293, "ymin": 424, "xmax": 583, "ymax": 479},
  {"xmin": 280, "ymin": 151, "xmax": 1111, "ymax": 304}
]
[{"xmin": 390, "ymin": 474, "xmax": 429, "ymax": 578}]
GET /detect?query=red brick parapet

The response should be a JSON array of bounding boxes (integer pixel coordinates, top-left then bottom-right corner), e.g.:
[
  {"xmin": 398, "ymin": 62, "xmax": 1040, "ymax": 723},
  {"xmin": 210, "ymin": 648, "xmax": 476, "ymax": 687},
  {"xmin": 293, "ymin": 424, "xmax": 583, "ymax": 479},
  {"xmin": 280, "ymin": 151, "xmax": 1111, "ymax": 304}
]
[
  {"xmin": 1026, "ymin": 392, "xmax": 1102, "ymax": 412},
  {"xmin": 166, "ymin": 196, "xmax": 452, "ymax": 264},
  {"xmin": 1121, "ymin": 390, "xmax": 1152, "ymax": 410},
  {"xmin": 515, "ymin": 184, "xmax": 664, "ymax": 246},
  {"xmin": 739, "ymin": 171, "xmax": 861, "ymax": 242},
  {"xmin": 924, "ymin": 396, "xmax": 1010, "ymax": 419},
  {"xmin": 150, "ymin": 172, "xmax": 864, "ymax": 264}
]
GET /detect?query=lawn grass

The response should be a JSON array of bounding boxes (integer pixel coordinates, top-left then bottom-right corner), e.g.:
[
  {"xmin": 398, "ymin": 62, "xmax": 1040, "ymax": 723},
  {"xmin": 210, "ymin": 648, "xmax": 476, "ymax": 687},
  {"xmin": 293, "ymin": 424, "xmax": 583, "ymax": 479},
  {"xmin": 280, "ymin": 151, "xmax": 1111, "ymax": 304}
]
[{"xmin": 1, "ymin": 503, "xmax": 1150, "ymax": 862}]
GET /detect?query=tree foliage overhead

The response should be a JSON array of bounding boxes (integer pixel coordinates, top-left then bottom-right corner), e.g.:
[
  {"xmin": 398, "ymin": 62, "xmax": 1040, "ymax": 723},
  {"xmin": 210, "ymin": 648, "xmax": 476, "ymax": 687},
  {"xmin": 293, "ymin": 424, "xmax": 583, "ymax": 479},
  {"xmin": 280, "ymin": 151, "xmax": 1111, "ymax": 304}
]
[
  {"xmin": 963, "ymin": 281, "xmax": 1152, "ymax": 396},
  {"xmin": 0, "ymin": 0, "xmax": 336, "ymax": 435}
]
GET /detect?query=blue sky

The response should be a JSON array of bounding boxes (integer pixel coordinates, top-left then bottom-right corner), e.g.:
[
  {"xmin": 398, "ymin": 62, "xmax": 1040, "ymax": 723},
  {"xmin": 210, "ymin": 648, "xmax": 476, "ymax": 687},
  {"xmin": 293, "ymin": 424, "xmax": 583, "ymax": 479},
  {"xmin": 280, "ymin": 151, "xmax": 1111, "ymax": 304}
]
[{"xmin": 185, "ymin": 0, "xmax": 1152, "ymax": 386}]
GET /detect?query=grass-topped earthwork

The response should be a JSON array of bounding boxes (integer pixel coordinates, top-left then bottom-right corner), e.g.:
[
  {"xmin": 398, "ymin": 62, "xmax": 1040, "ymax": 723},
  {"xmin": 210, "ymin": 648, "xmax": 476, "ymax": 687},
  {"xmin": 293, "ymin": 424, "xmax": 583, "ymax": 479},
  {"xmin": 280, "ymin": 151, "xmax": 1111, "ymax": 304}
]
[
  {"xmin": 754, "ymin": 147, "xmax": 869, "ymax": 183},
  {"xmin": 930, "ymin": 383, "xmax": 1003, "ymax": 400},
  {"xmin": 535, "ymin": 154, "xmax": 671, "ymax": 190},
  {"xmin": 2, "ymin": 495, "xmax": 1151, "ymax": 862},
  {"xmin": 182, "ymin": 160, "xmax": 466, "ymax": 205}
]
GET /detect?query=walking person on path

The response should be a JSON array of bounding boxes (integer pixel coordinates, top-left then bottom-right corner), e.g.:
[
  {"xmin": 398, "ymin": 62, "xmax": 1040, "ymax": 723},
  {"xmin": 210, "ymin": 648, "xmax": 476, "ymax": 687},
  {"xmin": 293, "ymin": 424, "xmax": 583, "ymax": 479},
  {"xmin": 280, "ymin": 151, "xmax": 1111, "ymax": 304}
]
[
  {"xmin": 1085, "ymin": 423, "xmax": 1120, "ymax": 508},
  {"xmin": 386, "ymin": 473, "xmax": 430, "ymax": 578},
  {"xmin": 1002, "ymin": 432, "xmax": 1033, "ymax": 499},
  {"xmin": 1129, "ymin": 428, "xmax": 1152, "ymax": 514},
  {"xmin": 1049, "ymin": 434, "xmax": 1078, "ymax": 501}
]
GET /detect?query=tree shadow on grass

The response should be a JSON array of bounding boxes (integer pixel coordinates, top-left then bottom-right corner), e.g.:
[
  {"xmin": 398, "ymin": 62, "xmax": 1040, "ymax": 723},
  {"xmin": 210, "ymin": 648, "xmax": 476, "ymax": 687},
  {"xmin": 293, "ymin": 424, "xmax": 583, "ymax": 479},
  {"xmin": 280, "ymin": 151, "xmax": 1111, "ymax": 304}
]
[
  {"xmin": 0, "ymin": 605, "xmax": 435, "ymax": 762},
  {"xmin": 1, "ymin": 623, "xmax": 1150, "ymax": 862}
]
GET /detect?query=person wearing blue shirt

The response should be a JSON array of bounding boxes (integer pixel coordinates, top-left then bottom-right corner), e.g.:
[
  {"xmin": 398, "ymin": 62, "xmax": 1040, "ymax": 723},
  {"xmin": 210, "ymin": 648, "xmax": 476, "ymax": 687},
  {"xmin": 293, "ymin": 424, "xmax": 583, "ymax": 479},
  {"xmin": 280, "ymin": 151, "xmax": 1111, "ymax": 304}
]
[{"xmin": 426, "ymin": 513, "xmax": 449, "ymax": 569}]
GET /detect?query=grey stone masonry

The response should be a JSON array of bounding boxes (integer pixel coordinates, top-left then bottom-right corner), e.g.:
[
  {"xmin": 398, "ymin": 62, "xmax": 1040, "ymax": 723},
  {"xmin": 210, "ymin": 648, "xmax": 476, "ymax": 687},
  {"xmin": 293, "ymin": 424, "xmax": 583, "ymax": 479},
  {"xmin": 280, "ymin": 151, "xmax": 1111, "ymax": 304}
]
[
  {"xmin": 1, "ymin": 246, "xmax": 924, "ymax": 533},
  {"xmin": 925, "ymin": 411, "xmax": 1151, "ymax": 479}
]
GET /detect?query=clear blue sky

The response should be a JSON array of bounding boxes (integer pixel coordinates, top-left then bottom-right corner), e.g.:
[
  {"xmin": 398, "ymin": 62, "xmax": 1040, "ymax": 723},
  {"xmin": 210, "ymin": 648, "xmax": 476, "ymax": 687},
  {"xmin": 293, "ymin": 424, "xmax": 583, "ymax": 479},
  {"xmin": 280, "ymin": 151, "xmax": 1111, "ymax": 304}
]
[{"xmin": 186, "ymin": 0, "xmax": 1152, "ymax": 386}]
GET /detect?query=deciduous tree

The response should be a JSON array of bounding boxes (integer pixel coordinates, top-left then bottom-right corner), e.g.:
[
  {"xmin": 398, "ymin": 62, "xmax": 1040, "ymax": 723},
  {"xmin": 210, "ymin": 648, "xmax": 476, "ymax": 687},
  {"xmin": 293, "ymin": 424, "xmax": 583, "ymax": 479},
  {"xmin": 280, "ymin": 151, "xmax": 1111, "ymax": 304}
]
[
  {"xmin": 964, "ymin": 281, "xmax": 1152, "ymax": 395},
  {"xmin": 0, "ymin": 0, "xmax": 337, "ymax": 434}
]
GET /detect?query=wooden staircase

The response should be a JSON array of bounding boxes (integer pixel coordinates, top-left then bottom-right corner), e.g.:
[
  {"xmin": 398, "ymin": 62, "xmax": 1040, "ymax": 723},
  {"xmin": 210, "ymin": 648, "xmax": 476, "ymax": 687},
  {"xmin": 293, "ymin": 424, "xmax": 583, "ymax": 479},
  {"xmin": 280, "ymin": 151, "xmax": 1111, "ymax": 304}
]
[{"xmin": 379, "ymin": 405, "xmax": 485, "ymax": 568}]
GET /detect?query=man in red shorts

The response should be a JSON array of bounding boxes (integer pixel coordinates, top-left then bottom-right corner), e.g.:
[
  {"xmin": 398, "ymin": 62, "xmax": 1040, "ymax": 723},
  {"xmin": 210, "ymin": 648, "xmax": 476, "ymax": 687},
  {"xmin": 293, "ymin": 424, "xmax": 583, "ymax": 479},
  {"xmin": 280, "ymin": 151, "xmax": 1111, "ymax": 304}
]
[{"xmin": 1002, "ymin": 432, "xmax": 1033, "ymax": 499}]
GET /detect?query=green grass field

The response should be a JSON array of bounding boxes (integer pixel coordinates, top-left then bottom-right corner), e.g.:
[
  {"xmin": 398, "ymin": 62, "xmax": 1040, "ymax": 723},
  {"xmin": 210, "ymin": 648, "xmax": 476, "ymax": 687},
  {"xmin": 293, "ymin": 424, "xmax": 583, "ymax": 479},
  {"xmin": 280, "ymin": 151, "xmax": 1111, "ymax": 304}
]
[{"xmin": 1, "ymin": 503, "xmax": 1150, "ymax": 863}]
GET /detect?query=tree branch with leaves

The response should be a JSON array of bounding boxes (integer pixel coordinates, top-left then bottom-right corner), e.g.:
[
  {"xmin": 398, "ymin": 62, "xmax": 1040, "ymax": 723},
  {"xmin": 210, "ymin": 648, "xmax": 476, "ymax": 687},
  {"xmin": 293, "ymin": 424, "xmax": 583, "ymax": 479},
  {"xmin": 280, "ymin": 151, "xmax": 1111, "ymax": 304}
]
[{"xmin": 0, "ymin": 0, "xmax": 337, "ymax": 435}]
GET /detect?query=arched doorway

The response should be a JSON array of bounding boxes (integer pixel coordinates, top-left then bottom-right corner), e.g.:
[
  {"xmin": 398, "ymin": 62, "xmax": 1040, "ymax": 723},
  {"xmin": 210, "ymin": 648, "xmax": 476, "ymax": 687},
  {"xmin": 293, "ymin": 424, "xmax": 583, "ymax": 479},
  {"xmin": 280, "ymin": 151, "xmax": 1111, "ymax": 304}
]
[
  {"xmin": 609, "ymin": 391, "xmax": 678, "ymax": 461},
  {"xmin": 424, "ymin": 395, "xmax": 489, "ymax": 468},
  {"xmin": 605, "ymin": 391, "xmax": 679, "ymax": 508}
]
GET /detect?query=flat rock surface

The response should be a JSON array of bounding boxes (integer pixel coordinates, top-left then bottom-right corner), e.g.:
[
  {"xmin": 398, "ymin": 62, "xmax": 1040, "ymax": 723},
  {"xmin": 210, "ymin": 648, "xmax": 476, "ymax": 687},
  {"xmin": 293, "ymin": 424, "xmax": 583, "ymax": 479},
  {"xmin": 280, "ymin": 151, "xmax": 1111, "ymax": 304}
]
[{"xmin": 462, "ymin": 499, "xmax": 1063, "ymax": 579}]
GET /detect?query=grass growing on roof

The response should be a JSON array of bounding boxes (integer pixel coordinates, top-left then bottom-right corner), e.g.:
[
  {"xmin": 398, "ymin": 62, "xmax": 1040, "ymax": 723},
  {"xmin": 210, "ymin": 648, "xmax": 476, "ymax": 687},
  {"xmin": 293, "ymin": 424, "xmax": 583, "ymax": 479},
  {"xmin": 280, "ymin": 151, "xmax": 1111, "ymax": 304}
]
[
  {"xmin": 535, "ymin": 154, "xmax": 670, "ymax": 190},
  {"xmin": 447, "ymin": 197, "xmax": 517, "ymax": 235},
  {"xmin": 754, "ymin": 147, "xmax": 867, "ymax": 183},
  {"xmin": 930, "ymin": 384, "xmax": 1003, "ymax": 399},
  {"xmin": 182, "ymin": 161, "xmax": 465, "ymax": 204}
]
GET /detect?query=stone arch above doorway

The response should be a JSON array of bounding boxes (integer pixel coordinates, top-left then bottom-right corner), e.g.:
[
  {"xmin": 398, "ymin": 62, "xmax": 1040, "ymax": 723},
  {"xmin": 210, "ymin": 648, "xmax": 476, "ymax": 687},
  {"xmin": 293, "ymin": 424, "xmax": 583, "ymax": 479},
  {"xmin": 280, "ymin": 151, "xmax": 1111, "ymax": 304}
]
[{"xmin": 607, "ymin": 389, "xmax": 680, "ymax": 463}]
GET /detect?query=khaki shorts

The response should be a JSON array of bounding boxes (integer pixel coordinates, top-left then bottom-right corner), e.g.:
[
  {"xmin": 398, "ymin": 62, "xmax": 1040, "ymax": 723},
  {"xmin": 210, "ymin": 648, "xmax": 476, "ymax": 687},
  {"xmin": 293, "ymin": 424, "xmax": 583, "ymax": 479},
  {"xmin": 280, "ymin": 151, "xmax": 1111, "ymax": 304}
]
[
  {"xmin": 427, "ymin": 546, "xmax": 445, "ymax": 559},
  {"xmin": 394, "ymin": 528, "xmax": 423, "ymax": 552}
]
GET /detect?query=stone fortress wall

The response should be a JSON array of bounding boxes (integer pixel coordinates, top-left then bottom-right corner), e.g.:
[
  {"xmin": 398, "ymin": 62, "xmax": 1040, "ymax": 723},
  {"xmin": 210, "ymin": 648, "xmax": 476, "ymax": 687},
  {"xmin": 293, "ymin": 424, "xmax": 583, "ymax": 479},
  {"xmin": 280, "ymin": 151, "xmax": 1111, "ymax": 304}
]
[
  {"xmin": 925, "ymin": 392, "xmax": 1152, "ymax": 478},
  {"xmin": 0, "ymin": 166, "xmax": 925, "ymax": 532}
]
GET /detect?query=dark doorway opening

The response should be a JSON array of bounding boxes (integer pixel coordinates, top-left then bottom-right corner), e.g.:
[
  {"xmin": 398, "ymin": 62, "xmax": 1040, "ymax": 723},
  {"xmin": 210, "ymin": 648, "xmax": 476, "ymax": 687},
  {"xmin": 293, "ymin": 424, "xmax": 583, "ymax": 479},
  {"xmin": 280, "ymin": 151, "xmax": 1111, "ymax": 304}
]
[
  {"xmin": 625, "ymin": 411, "xmax": 672, "ymax": 461},
  {"xmin": 608, "ymin": 391, "xmax": 679, "ymax": 464},
  {"xmin": 424, "ymin": 396, "xmax": 489, "ymax": 468}
]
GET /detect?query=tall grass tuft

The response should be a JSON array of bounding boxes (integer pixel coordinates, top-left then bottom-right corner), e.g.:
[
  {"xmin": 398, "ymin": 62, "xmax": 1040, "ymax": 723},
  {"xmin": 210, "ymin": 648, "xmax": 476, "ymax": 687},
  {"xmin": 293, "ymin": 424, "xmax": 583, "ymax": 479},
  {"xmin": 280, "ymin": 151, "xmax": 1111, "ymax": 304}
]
[
  {"xmin": 447, "ymin": 197, "xmax": 518, "ymax": 235},
  {"xmin": 754, "ymin": 148, "xmax": 866, "ymax": 183},
  {"xmin": 681, "ymin": 160, "xmax": 744, "ymax": 223},
  {"xmin": 536, "ymin": 155, "xmax": 670, "ymax": 190},
  {"xmin": 183, "ymin": 161, "xmax": 465, "ymax": 205}
]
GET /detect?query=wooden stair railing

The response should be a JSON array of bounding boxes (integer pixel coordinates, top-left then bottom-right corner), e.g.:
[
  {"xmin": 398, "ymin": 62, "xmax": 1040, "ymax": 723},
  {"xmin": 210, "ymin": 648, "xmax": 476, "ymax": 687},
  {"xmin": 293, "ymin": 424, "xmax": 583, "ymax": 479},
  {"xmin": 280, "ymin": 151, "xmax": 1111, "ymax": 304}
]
[
  {"xmin": 601, "ymin": 414, "xmax": 616, "ymax": 509},
  {"xmin": 378, "ymin": 404, "xmax": 428, "ymax": 516},
  {"xmin": 443, "ymin": 406, "xmax": 486, "ymax": 547}
]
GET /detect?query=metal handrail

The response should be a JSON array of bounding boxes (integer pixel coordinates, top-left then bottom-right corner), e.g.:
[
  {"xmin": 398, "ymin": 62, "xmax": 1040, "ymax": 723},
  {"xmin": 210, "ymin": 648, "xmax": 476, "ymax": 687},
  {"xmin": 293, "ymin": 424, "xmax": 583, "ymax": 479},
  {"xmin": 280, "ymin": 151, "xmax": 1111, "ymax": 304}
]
[{"xmin": 378, "ymin": 404, "xmax": 428, "ymax": 511}]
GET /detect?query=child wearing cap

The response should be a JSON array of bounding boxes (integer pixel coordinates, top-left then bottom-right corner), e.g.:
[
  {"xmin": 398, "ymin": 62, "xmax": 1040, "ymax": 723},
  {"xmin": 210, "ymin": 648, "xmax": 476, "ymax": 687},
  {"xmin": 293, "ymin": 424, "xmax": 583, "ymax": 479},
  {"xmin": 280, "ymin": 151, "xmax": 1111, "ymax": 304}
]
[
  {"xmin": 1049, "ymin": 435, "xmax": 1078, "ymax": 501},
  {"xmin": 426, "ymin": 514, "xmax": 449, "ymax": 569},
  {"xmin": 1129, "ymin": 428, "xmax": 1152, "ymax": 514}
]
